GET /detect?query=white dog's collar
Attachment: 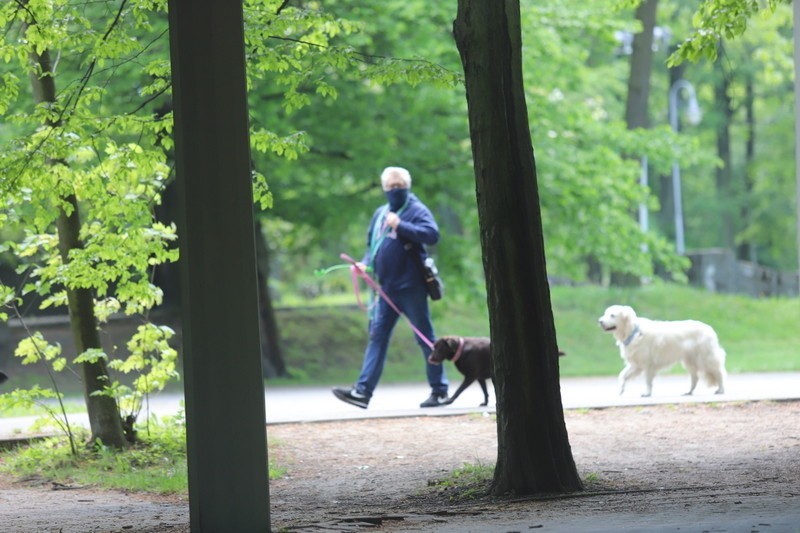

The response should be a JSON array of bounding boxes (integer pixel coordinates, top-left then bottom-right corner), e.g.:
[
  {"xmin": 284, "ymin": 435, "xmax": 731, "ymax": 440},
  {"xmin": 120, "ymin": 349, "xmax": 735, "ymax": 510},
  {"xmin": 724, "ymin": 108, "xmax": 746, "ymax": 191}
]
[{"xmin": 622, "ymin": 324, "xmax": 641, "ymax": 346}]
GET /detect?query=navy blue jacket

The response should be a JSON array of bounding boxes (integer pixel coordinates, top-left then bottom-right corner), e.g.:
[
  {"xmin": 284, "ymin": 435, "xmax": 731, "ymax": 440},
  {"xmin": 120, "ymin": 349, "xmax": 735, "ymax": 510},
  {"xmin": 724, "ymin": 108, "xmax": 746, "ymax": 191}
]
[{"xmin": 364, "ymin": 193, "xmax": 439, "ymax": 293}]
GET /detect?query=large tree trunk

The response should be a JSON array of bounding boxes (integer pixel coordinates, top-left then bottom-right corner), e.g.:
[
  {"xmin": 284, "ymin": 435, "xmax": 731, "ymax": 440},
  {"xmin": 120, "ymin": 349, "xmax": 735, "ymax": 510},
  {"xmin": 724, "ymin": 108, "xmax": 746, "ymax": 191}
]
[
  {"xmin": 453, "ymin": 0, "xmax": 582, "ymax": 496},
  {"xmin": 27, "ymin": 45, "xmax": 127, "ymax": 448}
]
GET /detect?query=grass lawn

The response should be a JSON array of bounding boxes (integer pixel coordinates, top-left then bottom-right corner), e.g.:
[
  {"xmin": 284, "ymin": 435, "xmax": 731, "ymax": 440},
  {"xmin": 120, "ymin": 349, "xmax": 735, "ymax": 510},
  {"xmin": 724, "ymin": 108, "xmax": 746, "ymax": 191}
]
[
  {"xmin": 276, "ymin": 282, "xmax": 800, "ymax": 385},
  {"xmin": 3, "ymin": 282, "xmax": 797, "ymax": 394}
]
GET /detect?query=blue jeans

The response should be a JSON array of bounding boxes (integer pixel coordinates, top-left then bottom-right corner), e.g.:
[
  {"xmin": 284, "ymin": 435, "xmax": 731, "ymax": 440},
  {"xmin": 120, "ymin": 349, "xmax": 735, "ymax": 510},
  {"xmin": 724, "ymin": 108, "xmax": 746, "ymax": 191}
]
[{"xmin": 355, "ymin": 284, "xmax": 448, "ymax": 398}]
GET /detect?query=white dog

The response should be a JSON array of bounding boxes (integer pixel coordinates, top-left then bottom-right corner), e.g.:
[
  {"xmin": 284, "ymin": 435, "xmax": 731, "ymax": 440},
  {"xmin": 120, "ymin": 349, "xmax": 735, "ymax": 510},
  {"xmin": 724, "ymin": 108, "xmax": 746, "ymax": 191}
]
[{"xmin": 598, "ymin": 305, "xmax": 727, "ymax": 397}]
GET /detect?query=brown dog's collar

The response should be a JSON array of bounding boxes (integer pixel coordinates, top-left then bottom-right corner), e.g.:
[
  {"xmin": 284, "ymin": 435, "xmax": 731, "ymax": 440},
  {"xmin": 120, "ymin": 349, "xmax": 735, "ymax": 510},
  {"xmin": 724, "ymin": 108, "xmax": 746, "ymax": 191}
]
[{"xmin": 451, "ymin": 337, "xmax": 465, "ymax": 363}]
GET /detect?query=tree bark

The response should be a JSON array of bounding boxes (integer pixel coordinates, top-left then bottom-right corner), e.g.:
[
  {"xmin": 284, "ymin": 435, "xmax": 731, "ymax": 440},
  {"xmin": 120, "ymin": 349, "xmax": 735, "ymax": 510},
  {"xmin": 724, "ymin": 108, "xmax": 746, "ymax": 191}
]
[
  {"xmin": 253, "ymin": 218, "xmax": 289, "ymax": 378},
  {"xmin": 738, "ymin": 73, "xmax": 756, "ymax": 262},
  {"xmin": 714, "ymin": 48, "xmax": 736, "ymax": 252},
  {"xmin": 624, "ymin": 0, "xmax": 658, "ymax": 130},
  {"xmin": 453, "ymin": 0, "xmax": 582, "ymax": 496},
  {"xmin": 55, "ymin": 196, "xmax": 128, "ymax": 447},
  {"xmin": 27, "ymin": 45, "xmax": 127, "ymax": 448},
  {"xmin": 611, "ymin": 0, "xmax": 658, "ymax": 287}
]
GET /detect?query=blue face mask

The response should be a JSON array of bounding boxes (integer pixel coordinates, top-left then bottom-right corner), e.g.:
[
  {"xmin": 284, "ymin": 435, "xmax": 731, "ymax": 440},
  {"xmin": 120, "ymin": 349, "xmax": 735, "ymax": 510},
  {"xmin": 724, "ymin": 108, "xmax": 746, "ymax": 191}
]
[{"xmin": 385, "ymin": 188, "xmax": 409, "ymax": 211}]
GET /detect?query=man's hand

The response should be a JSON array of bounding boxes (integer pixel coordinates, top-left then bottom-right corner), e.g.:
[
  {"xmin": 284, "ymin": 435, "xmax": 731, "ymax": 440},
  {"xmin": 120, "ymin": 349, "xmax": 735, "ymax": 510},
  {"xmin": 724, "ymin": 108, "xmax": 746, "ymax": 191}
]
[{"xmin": 385, "ymin": 212, "xmax": 400, "ymax": 229}]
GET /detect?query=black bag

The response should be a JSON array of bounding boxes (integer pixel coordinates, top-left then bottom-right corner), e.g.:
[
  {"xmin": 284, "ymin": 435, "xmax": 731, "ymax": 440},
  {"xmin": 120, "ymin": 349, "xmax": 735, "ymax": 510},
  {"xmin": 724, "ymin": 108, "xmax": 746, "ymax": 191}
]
[
  {"xmin": 421, "ymin": 256, "xmax": 444, "ymax": 301},
  {"xmin": 402, "ymin": 239, "xmax": 444, "ymax": 301}
]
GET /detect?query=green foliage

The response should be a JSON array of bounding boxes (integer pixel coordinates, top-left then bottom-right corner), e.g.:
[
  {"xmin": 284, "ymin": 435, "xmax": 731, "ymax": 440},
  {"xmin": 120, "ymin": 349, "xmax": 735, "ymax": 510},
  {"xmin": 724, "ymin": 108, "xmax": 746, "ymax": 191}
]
[
  {"xmin": 242, "ymin": 0, "xmax": 460, "ymax": 210},
  {"xmin": 2, "ymin": 301, "xmax": 179, "ymax": 447},
  {"xmin": 106, "ymin": 324, "xmax": 179, "ymax": 420},
  {"xmin": 0, "ymin": 412, "xmax": 285, "ymax": 493},
  {"xmin": 14, "ymin": 332, "xmax": 64, "ymax": 368},
  {"xmin": 0, "ymin": 284, "xmax": 16, "ymax": 321},
  {"xmin": 252, "ymin": 0, "xmax": 715, "ymax": 296},
  {"xmin": 1, "ymin": 315, "xmax": 180, "ymax": 439},
  {"xmin": 670, "ymin": 0, "xmax": 791, "ymax": 64},
  {"xmin": 0, "ymin": 398, "xmax": 85, "ymax": 418},
  {"xmin": 0, "ymin": 386, "xmax": 78, "ymax": 454},
  {"xmin": 249, "ymin": 0, "xmax": 797, "ymax": 295},
  {"xmin": 0, "ymin": 0, "xmax": 178, "ymax": 441},
  {"xmin": 0, "ymin": 386, "xmax": 61, "ymax": 420},
  {"xmin": 517, "ymin": 1, "xmax": 715, "ymax": 280}
]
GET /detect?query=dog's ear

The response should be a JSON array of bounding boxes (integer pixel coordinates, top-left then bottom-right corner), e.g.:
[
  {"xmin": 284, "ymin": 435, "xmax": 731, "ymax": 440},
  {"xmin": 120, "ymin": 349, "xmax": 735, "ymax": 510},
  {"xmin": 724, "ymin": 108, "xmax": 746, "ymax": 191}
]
[
  {"xmin": 614, "ymin": 306, "xmax": 636, "ymax": 338},
  {"xmin": 434, "ymin": 338, "xmax": 455, "ymax": 356},
  {"xmin": 445, "ymin": 337, "xmax": 460, "ymax": 355}
]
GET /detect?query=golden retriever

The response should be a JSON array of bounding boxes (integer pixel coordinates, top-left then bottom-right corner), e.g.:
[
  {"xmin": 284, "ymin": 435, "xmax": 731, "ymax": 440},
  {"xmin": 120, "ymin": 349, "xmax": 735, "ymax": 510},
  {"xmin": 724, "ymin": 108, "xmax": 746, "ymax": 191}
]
[{"xmin": 598, "ymin": 305, "xmax": 727, "ymax": 397}]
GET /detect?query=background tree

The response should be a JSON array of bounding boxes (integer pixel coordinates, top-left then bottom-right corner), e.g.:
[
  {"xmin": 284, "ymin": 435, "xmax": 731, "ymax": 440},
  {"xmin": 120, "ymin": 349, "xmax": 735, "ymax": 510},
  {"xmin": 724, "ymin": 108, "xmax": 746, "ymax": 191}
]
[
  {"xmin": 0, "ymin": 2, "xmax": 179, "ymax": 447},
  {"xmin": 611, "ymin": 0, "xmax": 659, "ymax": 286},
  {"xmin": 713, "ymin": 43, "xmax": 736, "ymax": 252},
  {"xmin": 25, "ymin": 42, "xmax": 127, "ymax": 448},
  {"xmin": 732, "ymin": 6, "xmax": 796, "ymax": 267},
  {"xmin": 625, "ymin": 0, "xmax": 659, "ymax": 131},
  {"xmin": 454, "ymin": 0, "xmax": 583, "ymax": 495},
  {"xmin": 661, "ymin": 0, "xmax": 796, "ymax": 269}
]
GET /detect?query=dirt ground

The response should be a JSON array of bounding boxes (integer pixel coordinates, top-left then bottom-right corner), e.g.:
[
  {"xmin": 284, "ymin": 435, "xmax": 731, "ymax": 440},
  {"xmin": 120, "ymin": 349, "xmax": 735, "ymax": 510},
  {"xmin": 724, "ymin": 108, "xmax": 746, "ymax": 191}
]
[{"xmin": 0, "ymin": 400, "xmax": 798, "ymax": 532}]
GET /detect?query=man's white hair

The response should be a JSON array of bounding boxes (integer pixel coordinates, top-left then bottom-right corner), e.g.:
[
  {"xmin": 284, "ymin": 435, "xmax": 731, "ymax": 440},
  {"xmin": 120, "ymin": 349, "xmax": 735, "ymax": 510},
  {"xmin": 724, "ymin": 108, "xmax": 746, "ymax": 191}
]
[{"xmin": 380, "ymin": 166, "xmax": 412, "ymax": 189}]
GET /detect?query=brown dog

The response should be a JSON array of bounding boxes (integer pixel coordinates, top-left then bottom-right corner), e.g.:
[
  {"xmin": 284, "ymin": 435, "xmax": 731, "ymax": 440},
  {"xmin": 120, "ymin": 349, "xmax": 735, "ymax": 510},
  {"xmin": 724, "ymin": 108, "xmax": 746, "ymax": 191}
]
[
  {"xmin": 428, "ymin": 336, "xmax": 566, "ymax": 406},
  {"xmin": 428, "ymin": 336, "xmax": 492, "ymax": 406}
]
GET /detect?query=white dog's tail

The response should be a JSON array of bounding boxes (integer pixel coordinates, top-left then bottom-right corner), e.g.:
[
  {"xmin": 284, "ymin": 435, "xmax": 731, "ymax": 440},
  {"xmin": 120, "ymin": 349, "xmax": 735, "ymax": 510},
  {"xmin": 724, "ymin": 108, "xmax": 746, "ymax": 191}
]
[{"xmin": 703, "ymin": 345, "xmax": 727, "ymax": 390}]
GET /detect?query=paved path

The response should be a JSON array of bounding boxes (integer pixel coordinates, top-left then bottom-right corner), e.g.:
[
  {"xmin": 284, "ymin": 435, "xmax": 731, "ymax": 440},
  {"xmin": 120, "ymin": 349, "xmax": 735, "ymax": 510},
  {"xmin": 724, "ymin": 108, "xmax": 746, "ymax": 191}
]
[
  {"xmin": 1, "ymin": 371, "xmax": 797, "ymax": 438},
  {"xmin": 1, "ymin": 372, "xmax": 798, "ymax": 532}
]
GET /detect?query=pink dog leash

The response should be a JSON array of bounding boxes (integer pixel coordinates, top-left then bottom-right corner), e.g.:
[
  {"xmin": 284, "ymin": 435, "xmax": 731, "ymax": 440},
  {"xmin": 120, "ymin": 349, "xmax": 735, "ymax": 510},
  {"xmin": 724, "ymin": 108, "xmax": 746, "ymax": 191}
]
[{"xmin": 340, "ymin": 253, "xmax": 435, "ymax": 350}]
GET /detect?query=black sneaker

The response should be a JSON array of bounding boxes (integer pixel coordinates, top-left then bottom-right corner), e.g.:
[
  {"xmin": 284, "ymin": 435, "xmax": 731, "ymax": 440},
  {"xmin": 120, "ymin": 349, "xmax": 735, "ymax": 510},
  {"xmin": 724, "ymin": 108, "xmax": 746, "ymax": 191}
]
[
  {"xmin": 420, "ymin": 392, "xmax": 448, "ymax": 408},
  {"xmin": 333, "ymin": 387, "xmax": 369, "ymax": 409},
  {"xmin": 0, "ymin": 371, "xmax": 7, "ymax": 385}
]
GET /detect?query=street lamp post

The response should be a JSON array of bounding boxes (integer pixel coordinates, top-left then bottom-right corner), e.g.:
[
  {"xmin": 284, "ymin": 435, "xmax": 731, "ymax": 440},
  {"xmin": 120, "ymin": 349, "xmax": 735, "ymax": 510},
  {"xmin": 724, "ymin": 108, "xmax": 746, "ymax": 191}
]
[
  {"xmin": 668, "ymin": 79, "xmax": 702, "ymax": 255},
  {"xmin": 639, "ymin": 155, "xmax": 649, "ymax": 252}
]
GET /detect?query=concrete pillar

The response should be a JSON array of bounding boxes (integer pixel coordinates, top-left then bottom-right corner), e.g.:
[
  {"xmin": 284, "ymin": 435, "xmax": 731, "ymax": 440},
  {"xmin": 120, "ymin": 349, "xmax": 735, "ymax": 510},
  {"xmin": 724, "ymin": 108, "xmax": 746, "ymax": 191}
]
[{"xmin": 167, "ymin": 2, "xmax": 270, "ymax": 530}]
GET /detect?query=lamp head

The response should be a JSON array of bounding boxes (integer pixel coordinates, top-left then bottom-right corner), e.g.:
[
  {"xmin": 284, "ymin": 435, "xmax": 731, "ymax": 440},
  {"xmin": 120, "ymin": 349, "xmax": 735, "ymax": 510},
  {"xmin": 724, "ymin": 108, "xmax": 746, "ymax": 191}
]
[{"xmin": 686, "ymin": 98, "xmax": 702, "ymax": 125}]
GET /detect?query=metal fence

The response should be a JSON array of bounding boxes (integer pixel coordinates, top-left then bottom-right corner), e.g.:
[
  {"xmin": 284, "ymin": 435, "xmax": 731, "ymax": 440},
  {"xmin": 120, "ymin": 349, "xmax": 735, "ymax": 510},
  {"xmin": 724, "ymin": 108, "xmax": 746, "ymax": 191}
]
[{"xmin": 687, "ymin": 248, "xmax": 799, "ymax": 298}]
